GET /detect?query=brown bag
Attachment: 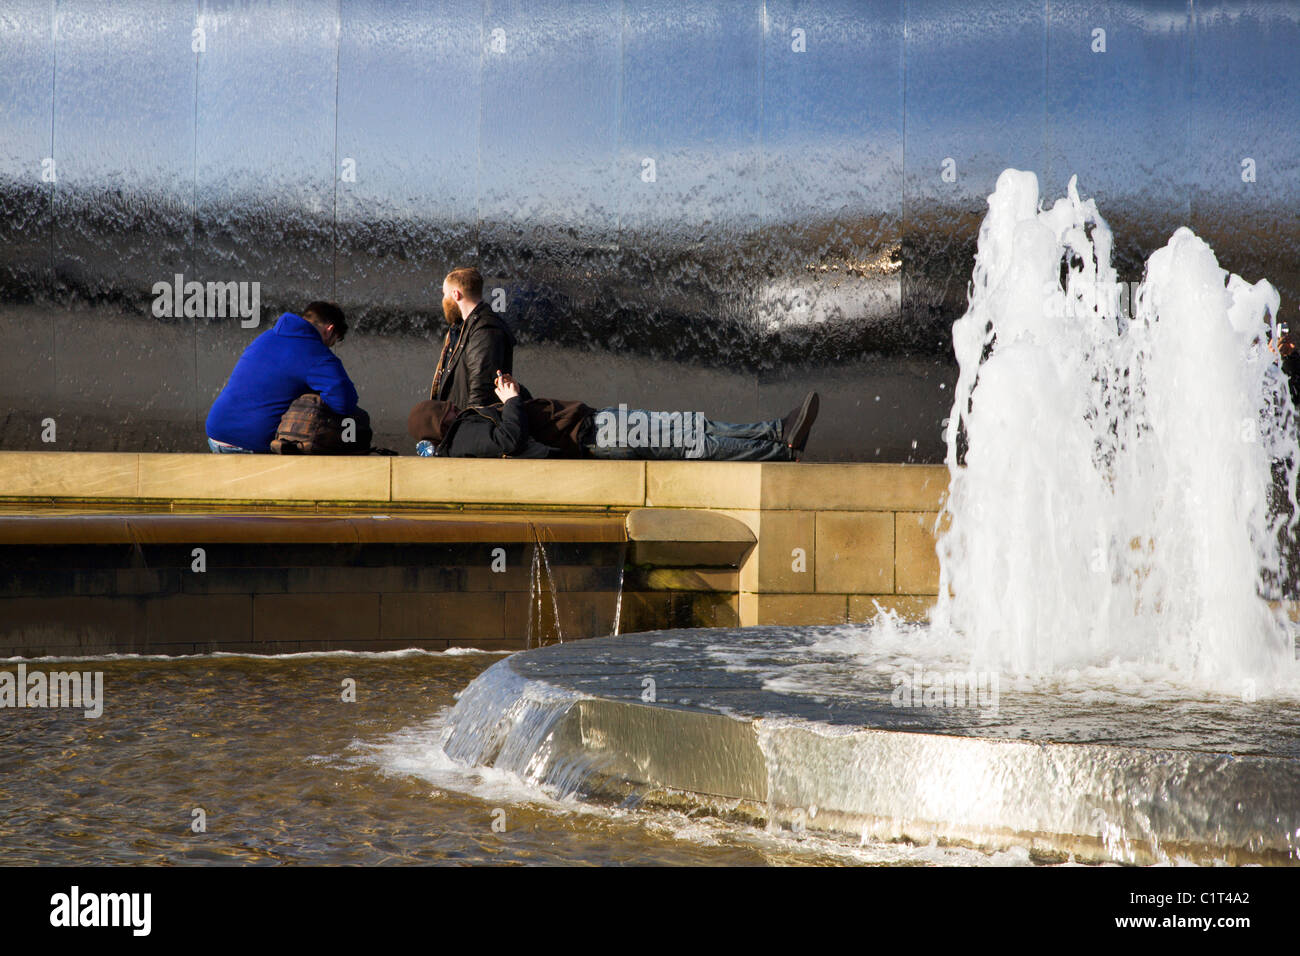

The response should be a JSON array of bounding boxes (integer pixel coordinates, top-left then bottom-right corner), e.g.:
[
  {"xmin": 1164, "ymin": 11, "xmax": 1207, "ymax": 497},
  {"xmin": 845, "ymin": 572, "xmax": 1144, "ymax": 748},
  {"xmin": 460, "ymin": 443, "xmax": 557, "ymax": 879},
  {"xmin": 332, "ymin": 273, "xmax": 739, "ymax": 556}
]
[{"xmin": 270, "ymin": 393, "xmax": 372, "ymax": 455}]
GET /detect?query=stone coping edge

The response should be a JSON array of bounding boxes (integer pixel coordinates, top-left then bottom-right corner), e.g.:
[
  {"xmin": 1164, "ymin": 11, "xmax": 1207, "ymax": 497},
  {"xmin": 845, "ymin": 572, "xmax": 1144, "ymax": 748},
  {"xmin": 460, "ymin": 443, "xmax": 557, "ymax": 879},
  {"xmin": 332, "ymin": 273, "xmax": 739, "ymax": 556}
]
[{"xmin": 0, "ymin": 452, "xmax": 949, "ymax": 511}]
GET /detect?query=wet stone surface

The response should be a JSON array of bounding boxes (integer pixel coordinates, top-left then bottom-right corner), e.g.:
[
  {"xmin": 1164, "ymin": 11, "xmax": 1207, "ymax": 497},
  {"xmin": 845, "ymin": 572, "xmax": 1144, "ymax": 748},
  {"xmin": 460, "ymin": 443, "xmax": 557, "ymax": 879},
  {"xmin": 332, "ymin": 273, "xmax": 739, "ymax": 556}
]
[{"xmin": 511, "ymin": 626, "xmax": 1300, "ymax": 758}]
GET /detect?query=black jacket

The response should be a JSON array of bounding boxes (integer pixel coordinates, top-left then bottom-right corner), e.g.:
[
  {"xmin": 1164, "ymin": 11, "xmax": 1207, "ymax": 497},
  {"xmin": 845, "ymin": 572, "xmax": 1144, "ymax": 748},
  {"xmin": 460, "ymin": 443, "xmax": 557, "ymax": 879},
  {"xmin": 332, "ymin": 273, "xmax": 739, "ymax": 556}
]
[
  {"xmin": 440, "ymin": 397, "xmax": 561, "ymax": 458},
  {"xmin": 436, "ymin": 302, "xmax": 515, "ymax": 410}
]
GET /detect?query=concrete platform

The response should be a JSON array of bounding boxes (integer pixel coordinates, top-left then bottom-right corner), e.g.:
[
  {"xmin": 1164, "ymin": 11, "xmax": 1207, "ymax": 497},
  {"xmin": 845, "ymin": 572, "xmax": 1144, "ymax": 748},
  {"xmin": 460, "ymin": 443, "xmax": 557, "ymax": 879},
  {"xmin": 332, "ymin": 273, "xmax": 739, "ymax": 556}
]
[
  {"xmin": 0, "ymin": 450, "xmax": 947, "ymax": 511},
  {"xmin": 444, "ymin": 627, "xmax": 1300, "ymax": 865},
  {"xmin": 0, "ymin": 453, "xmax": 949, "ymax": 632}
]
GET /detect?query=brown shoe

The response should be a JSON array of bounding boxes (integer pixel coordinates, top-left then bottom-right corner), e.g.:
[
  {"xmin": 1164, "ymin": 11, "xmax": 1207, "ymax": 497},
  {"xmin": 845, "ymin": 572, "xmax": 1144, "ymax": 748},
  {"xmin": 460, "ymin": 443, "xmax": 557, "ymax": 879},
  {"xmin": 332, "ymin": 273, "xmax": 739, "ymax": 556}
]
[{"xmin": 781, "ymin": 392, "xmax": 819, "ymax": 457}]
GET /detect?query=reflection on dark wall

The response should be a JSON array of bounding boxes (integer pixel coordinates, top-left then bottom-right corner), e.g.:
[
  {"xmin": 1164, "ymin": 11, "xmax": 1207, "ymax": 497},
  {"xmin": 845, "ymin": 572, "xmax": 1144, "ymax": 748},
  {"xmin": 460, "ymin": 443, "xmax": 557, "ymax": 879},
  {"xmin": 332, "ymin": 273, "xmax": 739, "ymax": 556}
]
[{"xmin": 0, "ymin": 1, "xmax": 1297, "ymax": 460}]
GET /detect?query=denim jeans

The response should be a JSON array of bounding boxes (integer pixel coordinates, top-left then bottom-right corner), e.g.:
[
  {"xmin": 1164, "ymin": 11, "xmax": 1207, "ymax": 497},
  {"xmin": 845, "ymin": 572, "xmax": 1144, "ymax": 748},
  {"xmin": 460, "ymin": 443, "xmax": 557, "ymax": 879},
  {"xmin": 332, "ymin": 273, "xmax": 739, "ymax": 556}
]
[
  {"xmin": 207, "ymin": 438, "xmax": 254, "ymax": 453},
  {"xmin": 584, "ymin": 408, "xmax": 792, "ymax": 462}
]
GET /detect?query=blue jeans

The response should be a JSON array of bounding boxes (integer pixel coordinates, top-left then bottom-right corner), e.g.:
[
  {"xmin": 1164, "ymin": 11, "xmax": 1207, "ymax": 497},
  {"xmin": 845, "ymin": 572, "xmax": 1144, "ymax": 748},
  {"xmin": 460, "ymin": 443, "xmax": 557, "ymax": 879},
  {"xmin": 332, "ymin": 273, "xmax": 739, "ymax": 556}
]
[
  {"xmin": 208, "ymin": 438, "xmax": 255, "ymax": 453},
  {"xmin": 584, "ymin": 408, "xmax": 792, "ymax": 461}
]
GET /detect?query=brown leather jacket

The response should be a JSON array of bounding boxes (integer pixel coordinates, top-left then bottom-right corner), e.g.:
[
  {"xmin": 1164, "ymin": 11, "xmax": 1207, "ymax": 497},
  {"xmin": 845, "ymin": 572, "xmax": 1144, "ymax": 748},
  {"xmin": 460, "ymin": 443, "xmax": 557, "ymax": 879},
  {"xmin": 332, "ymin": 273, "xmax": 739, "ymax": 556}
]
[{"xmin": 429, "ymin": 301, "xmax": 515, "ymax": 410}]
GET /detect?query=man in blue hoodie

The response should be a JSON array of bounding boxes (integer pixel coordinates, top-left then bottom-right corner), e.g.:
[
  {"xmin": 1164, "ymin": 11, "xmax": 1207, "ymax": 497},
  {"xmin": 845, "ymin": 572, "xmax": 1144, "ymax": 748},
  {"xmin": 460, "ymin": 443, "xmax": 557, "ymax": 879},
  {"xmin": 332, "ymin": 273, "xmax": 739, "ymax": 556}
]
[{"xmin": 205, "ymin": 301, "xmax": 362, "ymax": 453}]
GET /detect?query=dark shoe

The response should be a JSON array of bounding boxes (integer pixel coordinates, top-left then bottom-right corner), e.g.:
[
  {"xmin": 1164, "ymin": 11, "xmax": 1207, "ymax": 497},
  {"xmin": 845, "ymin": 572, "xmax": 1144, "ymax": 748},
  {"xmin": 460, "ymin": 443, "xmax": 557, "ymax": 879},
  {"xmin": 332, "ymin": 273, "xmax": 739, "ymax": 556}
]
[{"xmin": 781, "ymin": 391, "xmax": 819, "ymax": 457}]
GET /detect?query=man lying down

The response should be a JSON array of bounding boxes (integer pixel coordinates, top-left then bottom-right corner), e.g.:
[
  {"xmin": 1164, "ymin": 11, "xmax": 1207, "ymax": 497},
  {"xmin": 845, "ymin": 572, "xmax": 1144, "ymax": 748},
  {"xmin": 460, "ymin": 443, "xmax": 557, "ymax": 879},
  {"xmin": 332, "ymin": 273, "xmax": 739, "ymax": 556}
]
[{"xmin": 407, "ymin": 372, "xmax": 818, "ymax": 462}]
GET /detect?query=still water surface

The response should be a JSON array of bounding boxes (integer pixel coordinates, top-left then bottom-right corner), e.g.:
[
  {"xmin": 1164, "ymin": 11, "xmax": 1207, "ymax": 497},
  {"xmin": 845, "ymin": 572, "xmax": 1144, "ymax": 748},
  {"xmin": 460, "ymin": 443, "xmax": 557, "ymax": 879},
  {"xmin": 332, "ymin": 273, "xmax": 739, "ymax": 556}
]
[{"xmin": 0, "ymin": 650, "xmax": 1034, "ymax": 866}]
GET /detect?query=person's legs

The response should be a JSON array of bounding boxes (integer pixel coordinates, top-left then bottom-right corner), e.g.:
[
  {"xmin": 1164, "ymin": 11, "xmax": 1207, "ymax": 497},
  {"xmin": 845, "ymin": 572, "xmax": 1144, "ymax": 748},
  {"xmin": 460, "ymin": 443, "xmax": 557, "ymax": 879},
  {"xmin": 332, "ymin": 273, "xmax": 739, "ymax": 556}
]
[
  {"xmin": 585, "ymin": 438, "xmax": 681, "ymax": 460},
  {"xmin": 702, "ymin": 417, "xmax": 782, "ymax": 442},
  {"xmin": 584, "ymin": 407, "xmax": 691, "ymax": 460},
  {"xmin": 208, "ymin": 437, "xmax": 254, "ymax": 453},
  {"xmin": 696, "ymin": 430, "xmax": 794, "ymax": 462},
  {"xmin": 583, "ymin": 407, "xmax": 794, "ymax": 461}
]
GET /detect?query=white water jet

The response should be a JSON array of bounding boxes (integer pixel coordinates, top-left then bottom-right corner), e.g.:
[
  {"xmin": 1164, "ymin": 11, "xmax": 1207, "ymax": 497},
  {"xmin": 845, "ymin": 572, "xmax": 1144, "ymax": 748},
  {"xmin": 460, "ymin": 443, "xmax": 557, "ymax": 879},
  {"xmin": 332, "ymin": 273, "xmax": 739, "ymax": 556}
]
[{"xmin": 934, "ymin": 169, "xmax": 1299, "ymax": 692}]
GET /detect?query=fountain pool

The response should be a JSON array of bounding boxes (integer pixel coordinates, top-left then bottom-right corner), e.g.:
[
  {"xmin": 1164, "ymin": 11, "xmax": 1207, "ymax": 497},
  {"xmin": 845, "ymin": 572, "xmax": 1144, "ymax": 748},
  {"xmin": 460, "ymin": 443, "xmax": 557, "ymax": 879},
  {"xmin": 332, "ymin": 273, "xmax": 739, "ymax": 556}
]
[{"xmin": 429, "ymin": 171, "xmax": 1300, "ymax": 865}]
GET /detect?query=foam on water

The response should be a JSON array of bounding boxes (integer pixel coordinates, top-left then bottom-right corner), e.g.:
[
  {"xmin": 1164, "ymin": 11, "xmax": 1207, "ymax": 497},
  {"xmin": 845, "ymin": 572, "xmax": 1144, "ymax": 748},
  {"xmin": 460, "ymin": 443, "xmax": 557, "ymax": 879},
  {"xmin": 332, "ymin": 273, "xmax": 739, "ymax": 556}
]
[
  {"xmin": 930, "ymin": 169, "xmax": 1300, "ymax": 695},
  {"xmin": 719, "ymin": 613, "xmax": 1300, "ymax": 710},
  {"xmin": 352, "ymin": 699, "xmax": 1043, "ymax": 866}
]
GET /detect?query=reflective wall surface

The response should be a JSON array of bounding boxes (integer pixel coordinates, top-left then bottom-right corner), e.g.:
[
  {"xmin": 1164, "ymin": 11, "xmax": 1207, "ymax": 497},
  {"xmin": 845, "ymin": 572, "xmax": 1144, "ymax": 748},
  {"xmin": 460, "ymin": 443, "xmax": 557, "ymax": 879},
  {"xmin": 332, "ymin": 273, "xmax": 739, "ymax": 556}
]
[{"xmin": 1, "ymin": 1, "xmax": 1297, "ymax": 459}]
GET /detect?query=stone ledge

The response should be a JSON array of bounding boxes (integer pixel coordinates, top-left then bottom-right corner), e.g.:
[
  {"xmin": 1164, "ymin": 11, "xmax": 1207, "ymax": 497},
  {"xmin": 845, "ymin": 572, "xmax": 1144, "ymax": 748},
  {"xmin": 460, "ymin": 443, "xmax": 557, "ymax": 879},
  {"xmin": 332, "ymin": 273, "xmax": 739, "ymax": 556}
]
[
  {"xmin": 392, "ymin": 457, "xmax": 646, "ymax": 506},
  {"xmin": 644, "ymin": 461, "xmax": 765, "ymax": 509},
  {"xmin": 761, "ymin": 463, "xmax": 949, "ymax": 512},
  {"xmin": 0, "ymin": 451, "xmax": 138, "ymax": 498},
  {"xmin": 0, "ymin": 452, "xmax": 649, "ymax": 509},
  {"xmin": 625, "ymin": 508, "xmax": 755, "ymax": 567},
  {"xmin": 0, "ymin": 512, "xmax": 625, "ymax": 545},
  {"xmin": 136, "ymin": 452, "xmax": 391, "ymax": 501},
  {"xmin": 0, "ymin": 453, "xmax": 951, "ymax": 514},
  {"xmin": 629, "ymin": 568, "xmax": 738, "ymax": 592}
]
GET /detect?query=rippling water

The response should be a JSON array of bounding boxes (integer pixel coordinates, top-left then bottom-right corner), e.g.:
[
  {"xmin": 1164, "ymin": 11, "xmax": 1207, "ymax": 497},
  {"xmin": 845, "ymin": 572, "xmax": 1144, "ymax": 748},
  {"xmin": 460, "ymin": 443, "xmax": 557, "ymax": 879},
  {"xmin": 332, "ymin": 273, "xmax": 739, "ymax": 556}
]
[{"xmin": 0, "ymin": 650, "xmax": 1046, "ymax": 866}]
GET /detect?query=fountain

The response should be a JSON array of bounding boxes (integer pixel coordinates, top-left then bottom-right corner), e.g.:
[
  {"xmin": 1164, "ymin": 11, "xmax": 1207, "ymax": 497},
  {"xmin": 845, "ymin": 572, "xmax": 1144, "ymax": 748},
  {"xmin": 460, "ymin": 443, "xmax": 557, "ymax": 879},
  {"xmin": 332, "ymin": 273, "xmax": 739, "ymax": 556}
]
[
  {"xmin": 429, "ymin": 171, "xmax": 1300, "ymax": 864},
  {"xmin": 936, "ymin": 169, "xmax": 1299, "ymax": 691}
]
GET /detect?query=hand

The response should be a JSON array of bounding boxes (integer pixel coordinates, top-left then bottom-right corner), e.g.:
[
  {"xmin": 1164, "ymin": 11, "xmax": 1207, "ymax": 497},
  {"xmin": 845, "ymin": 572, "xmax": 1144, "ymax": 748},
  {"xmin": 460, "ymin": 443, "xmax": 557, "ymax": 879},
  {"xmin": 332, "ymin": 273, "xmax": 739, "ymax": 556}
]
[{"xmin": 494, "ymin": 374, "xmax": 520, "ymax": 402}]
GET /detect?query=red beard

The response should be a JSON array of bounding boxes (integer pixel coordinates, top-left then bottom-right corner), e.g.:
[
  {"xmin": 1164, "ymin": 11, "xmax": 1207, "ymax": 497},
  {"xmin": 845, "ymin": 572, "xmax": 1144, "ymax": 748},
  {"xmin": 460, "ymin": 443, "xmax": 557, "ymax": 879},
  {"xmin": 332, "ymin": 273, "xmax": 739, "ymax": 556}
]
[{"xmin": 442, "ymin": 295, "xmax": 460, "ymax": 324}]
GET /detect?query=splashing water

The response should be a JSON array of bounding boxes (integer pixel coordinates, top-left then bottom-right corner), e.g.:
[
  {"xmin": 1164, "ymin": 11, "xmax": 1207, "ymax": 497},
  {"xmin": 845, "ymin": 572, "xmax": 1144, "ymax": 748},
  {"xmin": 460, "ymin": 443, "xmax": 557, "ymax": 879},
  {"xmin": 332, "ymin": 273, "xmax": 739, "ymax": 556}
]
[{"xmin": 932, "ymin": 169, "xmax": 1300, "ymax": 693}]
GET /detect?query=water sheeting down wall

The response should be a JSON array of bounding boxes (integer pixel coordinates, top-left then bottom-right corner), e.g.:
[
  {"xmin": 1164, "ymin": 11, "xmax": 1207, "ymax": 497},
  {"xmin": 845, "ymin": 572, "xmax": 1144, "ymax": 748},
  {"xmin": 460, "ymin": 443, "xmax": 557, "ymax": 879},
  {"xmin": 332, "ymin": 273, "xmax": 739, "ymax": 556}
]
[{"xmin": 0, "ymin": 1, "xmax": 1296, "ymax": 459}]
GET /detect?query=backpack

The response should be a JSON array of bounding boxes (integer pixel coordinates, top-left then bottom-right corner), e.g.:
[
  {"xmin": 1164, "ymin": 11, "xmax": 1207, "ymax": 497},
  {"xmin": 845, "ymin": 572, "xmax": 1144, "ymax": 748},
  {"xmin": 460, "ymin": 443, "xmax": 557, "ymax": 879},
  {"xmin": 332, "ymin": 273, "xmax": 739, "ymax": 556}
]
[{"xmin": 270, "ymin": 393, "xmax": 373, "ymax": 455}]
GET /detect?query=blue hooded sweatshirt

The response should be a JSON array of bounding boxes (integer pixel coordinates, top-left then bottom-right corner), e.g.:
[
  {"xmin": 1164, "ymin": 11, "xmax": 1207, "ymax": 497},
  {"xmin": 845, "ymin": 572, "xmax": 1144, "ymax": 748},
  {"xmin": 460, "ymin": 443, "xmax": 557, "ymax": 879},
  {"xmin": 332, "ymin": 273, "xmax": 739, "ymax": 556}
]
[{"xmin": 205, "ymin": 313, "xmax": 359, "ymax": 452}]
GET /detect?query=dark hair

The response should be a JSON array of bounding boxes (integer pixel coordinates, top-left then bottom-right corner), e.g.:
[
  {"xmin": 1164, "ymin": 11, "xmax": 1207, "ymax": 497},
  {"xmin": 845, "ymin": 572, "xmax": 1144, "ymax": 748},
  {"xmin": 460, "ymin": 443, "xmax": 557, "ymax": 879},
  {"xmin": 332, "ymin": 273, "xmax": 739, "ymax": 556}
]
[
  {"xmin": 304, "ymin": 301, "xmax": 347, "ymax": 340},
  {"xmin": 444, "ymin": 267, "xmax": 483, "ymax": 299}
]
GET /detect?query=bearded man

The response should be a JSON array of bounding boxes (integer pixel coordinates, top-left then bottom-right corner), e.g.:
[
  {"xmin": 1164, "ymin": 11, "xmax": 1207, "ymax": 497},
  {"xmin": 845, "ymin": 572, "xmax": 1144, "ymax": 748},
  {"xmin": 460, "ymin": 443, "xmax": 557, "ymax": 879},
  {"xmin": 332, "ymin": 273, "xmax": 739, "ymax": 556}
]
[{"xmin": 429, "ymin": 266, "xmax": 517, "ymax": 410}]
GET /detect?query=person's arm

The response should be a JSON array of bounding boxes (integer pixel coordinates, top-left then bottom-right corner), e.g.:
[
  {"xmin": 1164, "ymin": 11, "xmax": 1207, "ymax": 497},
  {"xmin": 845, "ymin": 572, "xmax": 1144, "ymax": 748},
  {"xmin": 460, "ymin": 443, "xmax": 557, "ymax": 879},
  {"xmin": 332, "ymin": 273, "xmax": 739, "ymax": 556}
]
[
  {"xmin": 305, "ymin": 353, "xmax": 359, "ymax": 416},
  {"xmin": 490, "ymin": 374, "xmax": 528, "ymax": 454},
  {"xmin": 462, "ymin": 325, "xmax": 509, "ymax": 407},
  {"xmin": 446, "ymin": 400, "xmax": 528, "ymax": 458},
  {"xmin": 491, "ymin": 397, "xmax": 530, "ymax": 455}
]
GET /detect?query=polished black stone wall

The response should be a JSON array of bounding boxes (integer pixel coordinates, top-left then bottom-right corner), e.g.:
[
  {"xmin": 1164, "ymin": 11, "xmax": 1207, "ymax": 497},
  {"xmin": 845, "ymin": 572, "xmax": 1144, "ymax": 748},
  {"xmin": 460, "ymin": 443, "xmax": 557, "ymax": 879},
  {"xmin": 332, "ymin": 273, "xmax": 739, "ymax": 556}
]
[{"xmin": 1, "ymin": 1, "xmax": 1296, "ymax": 460}]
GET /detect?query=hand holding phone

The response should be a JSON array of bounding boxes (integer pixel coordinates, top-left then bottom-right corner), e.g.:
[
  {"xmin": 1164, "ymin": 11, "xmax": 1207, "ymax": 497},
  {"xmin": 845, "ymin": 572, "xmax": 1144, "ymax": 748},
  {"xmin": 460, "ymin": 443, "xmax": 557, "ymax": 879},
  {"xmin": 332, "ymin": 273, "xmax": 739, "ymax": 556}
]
[{"xmin": 494, "ymin": 370, "xmax": 520, "ymax": 402}]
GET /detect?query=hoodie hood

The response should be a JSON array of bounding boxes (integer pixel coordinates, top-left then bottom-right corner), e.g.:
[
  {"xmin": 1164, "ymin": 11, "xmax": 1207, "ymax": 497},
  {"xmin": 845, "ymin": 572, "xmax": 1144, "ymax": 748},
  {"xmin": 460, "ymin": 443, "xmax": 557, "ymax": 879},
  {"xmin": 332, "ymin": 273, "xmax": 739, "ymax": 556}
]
[{"xmin": 273, "ymin": 313, "xmax": 321, "ymax": 339}]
